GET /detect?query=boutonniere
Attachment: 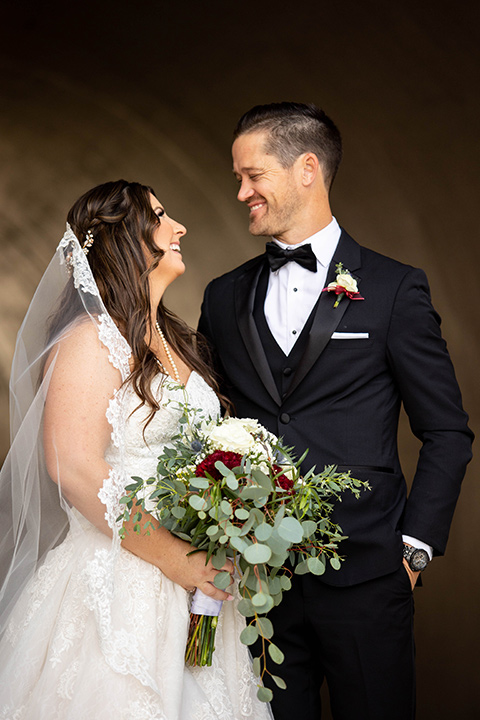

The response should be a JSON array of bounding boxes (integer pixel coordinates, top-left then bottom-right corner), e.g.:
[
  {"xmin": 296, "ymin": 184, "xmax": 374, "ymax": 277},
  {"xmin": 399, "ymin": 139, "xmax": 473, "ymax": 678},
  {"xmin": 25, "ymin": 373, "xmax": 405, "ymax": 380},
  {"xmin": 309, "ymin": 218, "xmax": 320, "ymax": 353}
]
[{"xmin": 323, "ymin": 262, "xmax": 364, "ymax": 308}]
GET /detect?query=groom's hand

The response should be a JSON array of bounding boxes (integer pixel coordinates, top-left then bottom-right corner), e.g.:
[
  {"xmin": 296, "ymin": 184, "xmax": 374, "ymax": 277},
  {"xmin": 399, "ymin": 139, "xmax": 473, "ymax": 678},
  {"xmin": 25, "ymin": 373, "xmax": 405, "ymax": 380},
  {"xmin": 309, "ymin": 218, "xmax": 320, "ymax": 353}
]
[{"xmin": 402, "ymin": 559, "xmax": 420, "ymax": 590}]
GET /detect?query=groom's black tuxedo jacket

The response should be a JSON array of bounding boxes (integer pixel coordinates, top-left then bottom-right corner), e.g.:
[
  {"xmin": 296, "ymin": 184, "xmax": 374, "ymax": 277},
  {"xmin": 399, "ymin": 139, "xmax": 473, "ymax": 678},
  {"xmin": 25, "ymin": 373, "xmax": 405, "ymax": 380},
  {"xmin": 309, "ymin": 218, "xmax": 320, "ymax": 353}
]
[{"xmin": 198, "ymin": 230, "xmax": 473, "ymax": 586}]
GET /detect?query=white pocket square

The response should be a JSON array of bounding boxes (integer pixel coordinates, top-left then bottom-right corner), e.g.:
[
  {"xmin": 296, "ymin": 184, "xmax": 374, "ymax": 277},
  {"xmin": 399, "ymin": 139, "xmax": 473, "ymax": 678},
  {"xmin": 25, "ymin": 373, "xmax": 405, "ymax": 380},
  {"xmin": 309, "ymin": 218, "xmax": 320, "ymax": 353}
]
[{"xmin": 331, "ymin": 332, "xmax": 370, "ymax": 339}]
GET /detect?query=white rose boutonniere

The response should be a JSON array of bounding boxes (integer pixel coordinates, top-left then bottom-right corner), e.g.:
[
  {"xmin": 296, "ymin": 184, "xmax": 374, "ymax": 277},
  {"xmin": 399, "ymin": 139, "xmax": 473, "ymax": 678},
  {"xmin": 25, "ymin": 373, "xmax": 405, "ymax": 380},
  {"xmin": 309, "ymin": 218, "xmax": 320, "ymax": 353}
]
[{"xmin": 323, "ymin": 262, "xmax": 365, "ymax": 308}]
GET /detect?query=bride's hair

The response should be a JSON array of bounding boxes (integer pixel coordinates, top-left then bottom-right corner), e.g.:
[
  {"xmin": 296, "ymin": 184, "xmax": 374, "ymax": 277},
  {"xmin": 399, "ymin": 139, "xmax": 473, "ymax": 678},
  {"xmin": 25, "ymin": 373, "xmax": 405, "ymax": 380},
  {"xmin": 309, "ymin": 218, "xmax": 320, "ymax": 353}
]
[{"xmin": 48, "ymin": 179, "xmax": 226, "ymax": 425}]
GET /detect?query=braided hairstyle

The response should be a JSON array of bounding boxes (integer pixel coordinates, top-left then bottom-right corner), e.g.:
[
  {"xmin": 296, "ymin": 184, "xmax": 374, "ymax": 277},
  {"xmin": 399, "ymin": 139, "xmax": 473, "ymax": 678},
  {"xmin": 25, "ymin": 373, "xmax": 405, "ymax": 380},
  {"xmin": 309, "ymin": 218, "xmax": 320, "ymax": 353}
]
[{"xmin": 48, "ymin": 180, "xmax": 227, "ymax": 425}]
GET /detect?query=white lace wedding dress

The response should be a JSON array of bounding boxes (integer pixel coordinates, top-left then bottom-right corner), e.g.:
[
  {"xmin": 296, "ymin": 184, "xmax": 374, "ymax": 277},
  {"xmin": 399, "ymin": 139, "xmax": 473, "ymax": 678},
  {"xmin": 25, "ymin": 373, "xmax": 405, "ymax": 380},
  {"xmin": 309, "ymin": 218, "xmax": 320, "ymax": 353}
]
[{"xmin": 0, "ymin": 367, "xmax": 272, "ymax": 720}]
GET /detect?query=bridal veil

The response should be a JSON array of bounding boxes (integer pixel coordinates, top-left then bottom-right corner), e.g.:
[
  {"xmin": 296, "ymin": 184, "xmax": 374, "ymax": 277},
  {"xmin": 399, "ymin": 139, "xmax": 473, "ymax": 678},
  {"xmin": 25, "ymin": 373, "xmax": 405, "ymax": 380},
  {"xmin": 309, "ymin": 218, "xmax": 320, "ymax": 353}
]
[{"xmin": 0, "ymin": 225, "xmax": 129, "ymax": 636}]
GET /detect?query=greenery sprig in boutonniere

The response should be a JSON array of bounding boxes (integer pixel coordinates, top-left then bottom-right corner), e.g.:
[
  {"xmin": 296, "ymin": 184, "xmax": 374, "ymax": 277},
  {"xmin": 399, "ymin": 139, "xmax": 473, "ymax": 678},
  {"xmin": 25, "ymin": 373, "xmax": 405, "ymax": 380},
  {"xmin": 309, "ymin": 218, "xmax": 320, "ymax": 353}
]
[{"xmin": 323, "ymin": 262, "xmax": 364, "ymax": 308}]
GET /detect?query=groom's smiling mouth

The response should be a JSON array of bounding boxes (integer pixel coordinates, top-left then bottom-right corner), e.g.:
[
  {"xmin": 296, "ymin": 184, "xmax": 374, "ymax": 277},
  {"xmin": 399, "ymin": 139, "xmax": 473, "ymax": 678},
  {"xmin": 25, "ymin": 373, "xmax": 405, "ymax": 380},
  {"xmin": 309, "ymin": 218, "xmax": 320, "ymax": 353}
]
[{"xmin": 248, "ymin": 201, "xmax": 266, "ymax": 214}]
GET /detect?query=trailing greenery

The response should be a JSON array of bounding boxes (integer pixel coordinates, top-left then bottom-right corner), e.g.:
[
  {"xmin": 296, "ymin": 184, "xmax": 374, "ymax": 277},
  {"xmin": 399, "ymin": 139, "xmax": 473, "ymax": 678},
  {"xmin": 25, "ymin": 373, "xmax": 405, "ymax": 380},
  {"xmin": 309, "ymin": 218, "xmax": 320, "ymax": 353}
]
[{"xmin": 119, "ymin": 398, "xmax": 369, "ymax": 702}]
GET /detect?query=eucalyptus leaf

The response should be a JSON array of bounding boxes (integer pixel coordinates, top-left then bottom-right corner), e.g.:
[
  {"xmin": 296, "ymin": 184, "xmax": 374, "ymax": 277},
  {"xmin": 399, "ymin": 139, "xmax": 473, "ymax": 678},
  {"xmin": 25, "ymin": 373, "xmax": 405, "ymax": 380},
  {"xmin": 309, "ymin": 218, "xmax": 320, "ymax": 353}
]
[
  {"xmin": 225, "ymin": 522, "xmax": 242, "ymax": 537},
  {"xmin": 215, "ymin": 460, "xmax": 241, "ymax": 476},
  {"xmin": 266, "ymin": 576, "xmax": 283, "ymax": 595},
  {"xmin": 241, "ymin": 570, "xmax": 259, "ymax": 592},
  {"xmin": 255, "ymin": 523, "xmax": 273, "ymax": 542},
  {"xmin": 271, "ymin": 675, "xmax": 287, "ymax": 690},
  {"xmin": 229, "ymin": 535, "xmax": 248, "ymax": 554},
  {"xmin": 251, "ymin": 593, "xmax": 274, "ymax": 614},
  {"xmin": 257, "ymin": 687, "xmax": 273, "ymax": 703},
  {"xmin": 237, "ymin": 598, "xmax": 255, "ymax": 617},
  {"xmin": 268, "ymin": 643, "xmax": 285, "ymax": 665},
  {"xmin": 252, "ymin": 656, "xmax": 262, "ymax": 677},
  {"xmin": 301, "ymin": 520, "xmax": 317, "ymax": 537},
  {"xmin": 255, "ymin": 616, "xmax": 274, "ymax": 639},
  {"xmin": 266, "ymin": 529, "xmax": 291, "ymax": 555},
  {"xmin": 278, "ymin": 516, "xmax": 303, "ymax": 543},
  {"xmin": 251, "ymin": 591, "xmax": 269, "ymax": 607},
  {"xmin": 251, "ymin": 468, "xmax": 272, "ymax": 490},
  {"xmin": 206, "ymin": 524, "xmax": 221, "ymax": 537},
  {"xmin": 267, "ymin": 550, "xmax": 289, "ymax": 568},
  {"xmin": 226, "ymin": 474, "xmax": 239, "ymax": 490},
  {"xmin": 188, "ymin": 495, "xmax": 207, "ymax": 511},
  {"xmin": 244, "ymin": 543, "xmax": 272, "ymax": 565},
  {"xmin": 234, "ymin": 507, "xmax": 249, "ymax": 520},
  {"xmin": 330, "ymin": 556, "xmax": 342, "ymax": 570},
  {"xmin": 213, "ymin": 571, "xmax": 232, "ymax": 590},
  {"xmin": 279, "ymin": 575, "xmax": 292, "ymax": 591},
  {"xmin": 307, "ymin": 556, "xmax": 326, "ymax": 575},
  {"xmin": 221, "ymin": 499, "xmax": 232, "ymax": 515},
  {"xmin": 238, "ymin": 511, "xmax": 256, "ymax": 537},
  {"xmin": 239, "ymin": 565, "xmax": 250, "ymax": 587},
  {"xmin": 240, "ymin": 486, "xmax": 269, "ymax": 502},
  {"xmin": 189, "ymin": 477, "xmax": 210, "ymax": 490},
  {"xmin": 294, "ymin": 559, "xmax": 309, "ymax": 575},
  {"xmin": 273, "ymin": 503, "xmax": 286, "ymax": 526},
  {"xmin": 240, "ymin": 624, "xmax": 259, "ymax": 645},
  {"xmin": 212, "ymin": 548, "xmax": 227, "ymax": 570},
  {"xmin": 272, "ymin": 591, "xmax": 284, "ymax": 607}
]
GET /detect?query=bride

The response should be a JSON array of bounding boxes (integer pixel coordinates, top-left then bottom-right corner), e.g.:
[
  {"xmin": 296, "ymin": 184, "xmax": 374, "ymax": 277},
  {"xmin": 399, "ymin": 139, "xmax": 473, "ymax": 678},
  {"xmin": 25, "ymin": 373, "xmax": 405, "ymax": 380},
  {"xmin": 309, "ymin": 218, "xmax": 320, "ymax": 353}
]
[{"xmin": 0, "ymin": 180, "xmax": 272, "ymax": 720}]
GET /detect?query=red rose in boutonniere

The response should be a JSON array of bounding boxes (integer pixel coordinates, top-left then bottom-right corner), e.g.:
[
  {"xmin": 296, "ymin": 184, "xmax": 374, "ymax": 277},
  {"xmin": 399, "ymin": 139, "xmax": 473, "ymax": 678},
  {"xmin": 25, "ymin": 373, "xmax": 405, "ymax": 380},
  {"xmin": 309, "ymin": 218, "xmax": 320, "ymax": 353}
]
[{"xmin": 323, "ymin": 262, "xmax": 364, "ymax": 308}]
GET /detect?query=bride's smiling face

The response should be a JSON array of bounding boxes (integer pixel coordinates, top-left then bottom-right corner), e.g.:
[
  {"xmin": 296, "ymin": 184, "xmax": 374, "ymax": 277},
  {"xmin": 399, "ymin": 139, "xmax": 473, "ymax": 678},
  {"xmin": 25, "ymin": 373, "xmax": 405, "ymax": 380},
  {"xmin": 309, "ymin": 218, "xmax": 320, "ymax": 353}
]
[{"xmin": 147, "ymin": 193, "xmax": 187, "ymax": 294}]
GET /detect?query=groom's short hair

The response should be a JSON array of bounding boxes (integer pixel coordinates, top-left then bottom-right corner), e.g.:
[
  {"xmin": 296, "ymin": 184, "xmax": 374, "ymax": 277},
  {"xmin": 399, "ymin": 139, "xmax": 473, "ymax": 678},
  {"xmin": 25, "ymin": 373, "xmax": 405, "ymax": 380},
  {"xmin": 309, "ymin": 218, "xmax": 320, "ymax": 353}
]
[{"xmin": 233, "ymin": 102, "xmax": 342, "ymax": 189}]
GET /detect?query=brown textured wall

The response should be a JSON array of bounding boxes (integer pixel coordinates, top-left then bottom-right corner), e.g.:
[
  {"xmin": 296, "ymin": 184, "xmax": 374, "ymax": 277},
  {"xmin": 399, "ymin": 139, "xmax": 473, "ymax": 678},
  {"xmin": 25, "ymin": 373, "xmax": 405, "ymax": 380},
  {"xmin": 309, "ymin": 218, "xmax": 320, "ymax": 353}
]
[{"xmin": 1, "ymin": 1, "xmax": 479, "ymax": 716}]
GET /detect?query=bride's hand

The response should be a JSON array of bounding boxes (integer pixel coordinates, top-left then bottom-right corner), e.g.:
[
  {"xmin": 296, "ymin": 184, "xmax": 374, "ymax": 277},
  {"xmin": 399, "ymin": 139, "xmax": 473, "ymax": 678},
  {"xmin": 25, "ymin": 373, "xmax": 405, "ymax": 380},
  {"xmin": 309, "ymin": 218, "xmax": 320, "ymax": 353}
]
[{"xmin": 155, "ymin": 532, "xmax": 235, "ymax": 602}]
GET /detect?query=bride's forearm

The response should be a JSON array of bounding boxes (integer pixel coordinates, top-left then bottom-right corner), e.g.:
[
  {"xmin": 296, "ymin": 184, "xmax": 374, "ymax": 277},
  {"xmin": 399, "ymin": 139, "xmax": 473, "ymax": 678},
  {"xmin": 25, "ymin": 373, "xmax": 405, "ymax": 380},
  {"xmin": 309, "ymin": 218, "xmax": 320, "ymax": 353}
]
[
  {"xmin": 56, "ymin": 463, "xmax": 233, "ymax": 601},
  {"xmin": 122, "ymin": 519, "xmax": 234, "ymax": 601}
]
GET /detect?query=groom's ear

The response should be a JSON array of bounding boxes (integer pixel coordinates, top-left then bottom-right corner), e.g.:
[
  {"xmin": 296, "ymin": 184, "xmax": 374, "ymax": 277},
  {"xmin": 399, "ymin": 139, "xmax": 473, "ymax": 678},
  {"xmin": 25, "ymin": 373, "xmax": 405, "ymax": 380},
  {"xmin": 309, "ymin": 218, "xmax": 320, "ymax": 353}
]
[{"xmin": 298, "ymin": 152, "xmax": 321, "ymax": 188}]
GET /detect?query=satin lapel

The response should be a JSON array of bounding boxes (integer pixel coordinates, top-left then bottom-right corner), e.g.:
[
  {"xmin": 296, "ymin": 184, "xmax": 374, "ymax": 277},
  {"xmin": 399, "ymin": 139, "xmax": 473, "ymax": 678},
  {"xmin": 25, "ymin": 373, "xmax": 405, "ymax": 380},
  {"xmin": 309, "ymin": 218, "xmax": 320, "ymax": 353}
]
[
  {"xmin": 285, "ymin": 231, "xmax": 363, "ymax": 399},
  {"xmin": 234, "ymin": 258, "xmax": 282, "ymax": 406}
]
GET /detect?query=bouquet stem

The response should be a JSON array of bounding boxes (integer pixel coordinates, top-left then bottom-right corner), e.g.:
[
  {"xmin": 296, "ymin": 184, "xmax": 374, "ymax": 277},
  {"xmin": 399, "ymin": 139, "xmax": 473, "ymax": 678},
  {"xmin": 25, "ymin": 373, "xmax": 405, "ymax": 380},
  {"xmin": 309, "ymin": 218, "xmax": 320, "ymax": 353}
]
[
  {"xmin": 185, "ymin": 588, "xmax": 222, "ymax": 667},
  {"xmin": 185, "ymin": 613, "xmax": 219, "ymax": 666}
]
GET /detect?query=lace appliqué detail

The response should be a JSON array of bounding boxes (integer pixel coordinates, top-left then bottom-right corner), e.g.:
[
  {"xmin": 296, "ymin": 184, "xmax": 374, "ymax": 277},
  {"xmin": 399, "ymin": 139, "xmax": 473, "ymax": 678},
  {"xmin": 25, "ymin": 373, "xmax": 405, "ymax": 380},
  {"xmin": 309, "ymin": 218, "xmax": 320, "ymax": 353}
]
[
  {"xmin": 124, "ymin": 693, "xmax": 168, "ymax": 720},
  {"xmin": 98, "ymin": 313, "xmax": 131, "ymax": 381},
  {"xmin": 98, "ymin": 467, "xmax": 126, "ymax": 535},
  {"xmin": 57, "ymin": 224, "xmax": 99, "ymax": 296},
  {"xmin": 57, "ymin": 659, "xmax": 80, "ymax": 700},
  {"xmin": 5, "ymin": 537, "xmax": 74, "ymax": 646},
  {"xmin": 82, "ymin": 547, "xmax": 160, "ymax": 692}
]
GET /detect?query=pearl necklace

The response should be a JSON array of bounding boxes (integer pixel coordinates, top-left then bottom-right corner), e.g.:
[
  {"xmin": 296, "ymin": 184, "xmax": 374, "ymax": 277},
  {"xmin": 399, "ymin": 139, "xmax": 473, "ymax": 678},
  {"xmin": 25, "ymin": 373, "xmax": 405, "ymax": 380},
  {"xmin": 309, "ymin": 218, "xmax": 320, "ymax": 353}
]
[{"xmin": 155, "ymin": 322, "xmax": 181, "ymax": 383}]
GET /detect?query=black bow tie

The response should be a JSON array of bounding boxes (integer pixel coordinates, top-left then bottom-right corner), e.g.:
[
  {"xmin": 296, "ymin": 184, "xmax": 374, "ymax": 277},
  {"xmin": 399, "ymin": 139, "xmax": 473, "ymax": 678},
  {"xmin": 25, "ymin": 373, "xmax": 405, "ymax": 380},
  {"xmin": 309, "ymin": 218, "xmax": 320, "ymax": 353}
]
[{"xmin": 265, "ymin": 241, "xmax": 317, "ymax": 273}]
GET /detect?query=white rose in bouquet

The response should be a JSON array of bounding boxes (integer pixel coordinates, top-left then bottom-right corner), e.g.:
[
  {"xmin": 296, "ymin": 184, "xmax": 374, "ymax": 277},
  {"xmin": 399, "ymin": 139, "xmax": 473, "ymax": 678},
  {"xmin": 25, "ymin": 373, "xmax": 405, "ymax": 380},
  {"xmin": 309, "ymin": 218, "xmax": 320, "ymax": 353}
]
[{"xmin": 209, "ymin": 417, "xmax": 257, "ymax": 453}]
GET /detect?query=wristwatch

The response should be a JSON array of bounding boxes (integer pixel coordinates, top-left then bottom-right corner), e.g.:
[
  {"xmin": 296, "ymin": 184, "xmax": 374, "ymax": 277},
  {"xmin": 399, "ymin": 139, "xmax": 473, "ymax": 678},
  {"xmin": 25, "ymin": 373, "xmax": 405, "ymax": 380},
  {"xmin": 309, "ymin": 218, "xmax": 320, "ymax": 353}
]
[{"xmin": 403, "ymin": 544, "xmax": 430, "ymax": 572}]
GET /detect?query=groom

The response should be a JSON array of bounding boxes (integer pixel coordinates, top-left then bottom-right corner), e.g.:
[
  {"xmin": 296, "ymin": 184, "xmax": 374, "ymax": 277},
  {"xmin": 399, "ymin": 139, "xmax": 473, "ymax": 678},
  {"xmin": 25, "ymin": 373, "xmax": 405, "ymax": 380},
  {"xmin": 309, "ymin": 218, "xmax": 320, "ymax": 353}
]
[{"xmin": 198, "ymin": 103, "xmax": 473, "ymax": 719}]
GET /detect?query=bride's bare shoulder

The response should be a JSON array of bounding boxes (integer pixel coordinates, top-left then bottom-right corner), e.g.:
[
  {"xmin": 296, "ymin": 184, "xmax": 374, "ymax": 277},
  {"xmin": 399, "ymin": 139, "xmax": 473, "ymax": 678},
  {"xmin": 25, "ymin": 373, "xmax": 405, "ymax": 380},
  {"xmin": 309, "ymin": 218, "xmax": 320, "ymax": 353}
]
[{"xmin": 45, "ymin": 315, "xmax": 120, "ymax": 377}]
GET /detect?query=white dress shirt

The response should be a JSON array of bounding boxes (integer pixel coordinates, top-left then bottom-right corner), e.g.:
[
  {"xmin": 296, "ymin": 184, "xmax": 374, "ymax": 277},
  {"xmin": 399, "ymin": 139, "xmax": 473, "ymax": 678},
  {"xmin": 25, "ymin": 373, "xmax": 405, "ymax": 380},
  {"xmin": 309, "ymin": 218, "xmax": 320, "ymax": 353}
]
[
  {"xmin": 263, "ymin": 216, "xmax": 433, "ymax": 561},
  {"xmin": 264, "ymin": 217, "xmax": 341, "ymax": 355}
]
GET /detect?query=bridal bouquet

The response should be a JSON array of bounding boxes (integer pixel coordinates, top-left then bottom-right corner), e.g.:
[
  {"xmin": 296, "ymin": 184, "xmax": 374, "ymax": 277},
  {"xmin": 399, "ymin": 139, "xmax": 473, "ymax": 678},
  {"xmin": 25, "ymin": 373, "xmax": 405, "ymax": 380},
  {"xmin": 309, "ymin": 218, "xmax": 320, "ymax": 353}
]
[{"xmin": 119, "ymin": 401, "xmax": 368, "ymax": 703}]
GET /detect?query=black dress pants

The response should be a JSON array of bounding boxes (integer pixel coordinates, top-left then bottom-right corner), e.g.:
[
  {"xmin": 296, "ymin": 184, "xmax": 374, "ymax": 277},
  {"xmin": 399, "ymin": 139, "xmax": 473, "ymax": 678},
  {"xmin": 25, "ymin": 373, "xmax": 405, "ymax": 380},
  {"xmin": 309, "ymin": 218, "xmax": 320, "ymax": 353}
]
[{"xmin": 258, "ymin": 565, "xmax": 416, "ymax": 720}]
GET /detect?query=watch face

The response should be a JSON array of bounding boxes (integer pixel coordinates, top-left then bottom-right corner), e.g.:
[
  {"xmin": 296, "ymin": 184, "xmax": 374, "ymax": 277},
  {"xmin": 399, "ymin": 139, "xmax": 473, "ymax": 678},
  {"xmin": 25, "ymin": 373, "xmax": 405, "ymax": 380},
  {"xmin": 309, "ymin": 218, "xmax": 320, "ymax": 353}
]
[{"xmin": 410, "ymin": 549, "xmax": 429, "ymax": 571}]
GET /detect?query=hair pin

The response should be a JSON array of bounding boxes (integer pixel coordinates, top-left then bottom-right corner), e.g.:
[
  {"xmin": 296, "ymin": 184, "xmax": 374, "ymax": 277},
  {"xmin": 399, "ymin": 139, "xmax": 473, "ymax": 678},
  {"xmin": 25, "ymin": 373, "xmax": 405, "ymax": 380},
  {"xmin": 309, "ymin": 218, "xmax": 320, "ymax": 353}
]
[{"xmin": 82, "ymin": 229, "xmax": 95, "ymax": 255}]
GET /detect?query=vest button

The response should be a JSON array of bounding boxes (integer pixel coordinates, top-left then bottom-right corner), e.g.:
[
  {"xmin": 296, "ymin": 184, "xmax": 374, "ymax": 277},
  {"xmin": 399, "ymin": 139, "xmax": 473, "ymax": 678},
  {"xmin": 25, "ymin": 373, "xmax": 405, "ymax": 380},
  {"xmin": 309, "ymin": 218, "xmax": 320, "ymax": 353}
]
[
  {"xmin": 283, "ymin": 367, "xmax": 292, "ymax": 377},
  {"xmin": 280, "ymin": 413, "xmax": 290, "ymax": 424}
]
